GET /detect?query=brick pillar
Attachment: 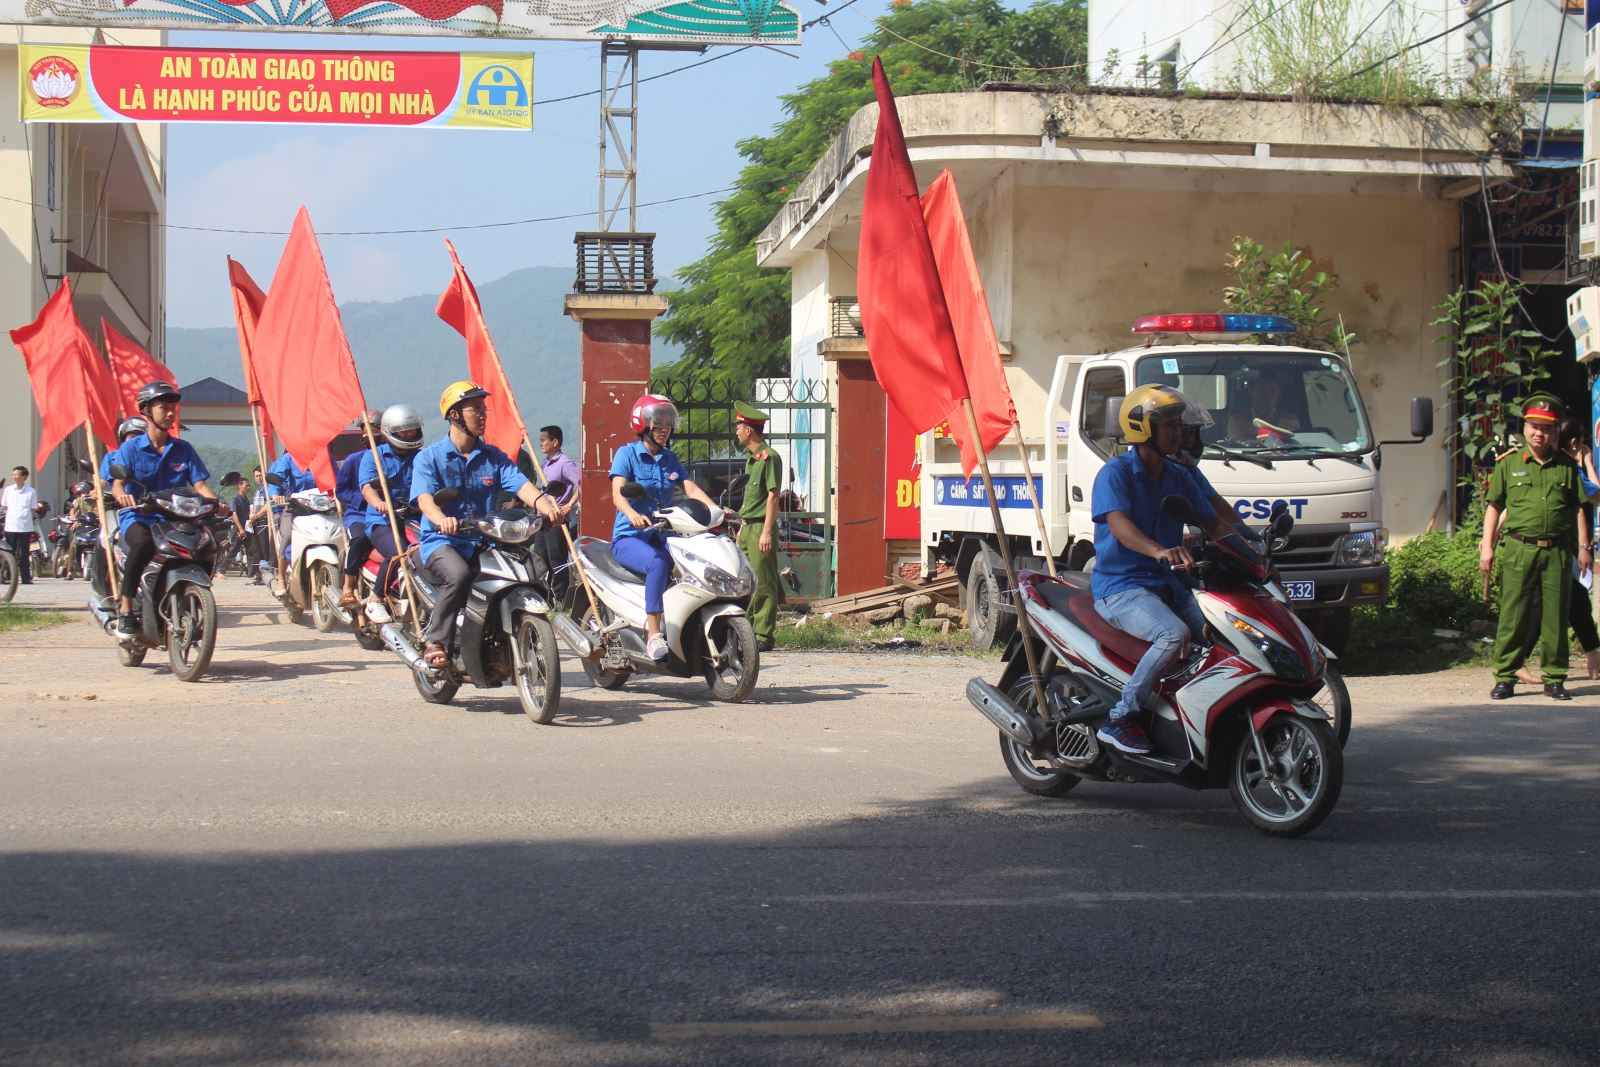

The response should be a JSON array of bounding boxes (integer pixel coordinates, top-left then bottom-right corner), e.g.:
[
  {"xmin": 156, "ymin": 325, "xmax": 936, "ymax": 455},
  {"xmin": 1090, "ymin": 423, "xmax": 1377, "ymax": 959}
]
[
  {"xmin": 564, "ymin": 293, "xmax": 669, "ymax": 540},
  {"xmin": 834, "ymin": 358, "xmax": 889, "ymax": 595}
]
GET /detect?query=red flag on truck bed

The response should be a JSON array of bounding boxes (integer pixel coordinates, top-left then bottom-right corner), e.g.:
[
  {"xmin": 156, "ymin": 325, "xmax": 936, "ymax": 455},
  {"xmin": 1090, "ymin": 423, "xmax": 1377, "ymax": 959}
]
[{"xmin": 857, "ymin": 57, "xmax": 968, "ymax": 433}]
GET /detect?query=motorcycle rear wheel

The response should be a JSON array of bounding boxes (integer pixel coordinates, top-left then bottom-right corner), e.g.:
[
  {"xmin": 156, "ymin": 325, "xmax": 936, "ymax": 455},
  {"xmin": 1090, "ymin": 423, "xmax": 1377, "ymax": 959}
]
[
  {"xmin": 0, "ymin": 551, "xmax": 16, "ymax": 604},
  {"xmin": 703, "ymin": 615, "xmax": 759, "ymax": 703},
  {"xmin": 1228, "ymin": 715, "xmax": 1342, "ymax": 837},
  {"xmin": 116, "ymin": 642, "xmax": 147, "ymax": 667},
  {"xmin": 310, "ymin": 561, "xmax": 342, "ymax": 633},
  {"xmin": 513, "ymin": 613, "xmax": 562, "ymax": 724},
  {"xmin": 577, "ymin": 598, "xmax": 629, "ymax": 690},
  {"xmin": 167, "ymin": 584, "xmax": 217, "ymax": 682},
  {"xmin": 999, "ymin": 677, "xmax": 1080, "ymax": 797},
  {"xmin": 413, "ymin": 660, "xmax": 460, "ymax": 704}
]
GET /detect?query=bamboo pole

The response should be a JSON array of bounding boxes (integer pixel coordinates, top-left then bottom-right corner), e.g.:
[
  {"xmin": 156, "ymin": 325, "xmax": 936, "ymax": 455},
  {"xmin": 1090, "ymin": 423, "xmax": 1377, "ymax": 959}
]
[
  {"xmin": 518, "ymin": 428, "xmax": 602, "ymax": 642},
  {"xmin": 963, "ymin": 399, "xmax": 1051, "ymax": 722},
  {"xmin": 1009, "ymin": 423, "xmax": 1058, "ymax": 578},
  {"xmin": 83, "ymin": 423, "xmax": 119, "ymax": 604},
  {"xmin": 360, "ymin": 413, "xmax": 425, "ymax": 640}
]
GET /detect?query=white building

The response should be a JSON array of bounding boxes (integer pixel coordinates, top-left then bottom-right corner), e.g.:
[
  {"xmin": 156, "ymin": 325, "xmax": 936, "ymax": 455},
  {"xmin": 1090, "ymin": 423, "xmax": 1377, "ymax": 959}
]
[{"xmin": 1, "ymin": 28, "xmax": 166, "ymax": 504}]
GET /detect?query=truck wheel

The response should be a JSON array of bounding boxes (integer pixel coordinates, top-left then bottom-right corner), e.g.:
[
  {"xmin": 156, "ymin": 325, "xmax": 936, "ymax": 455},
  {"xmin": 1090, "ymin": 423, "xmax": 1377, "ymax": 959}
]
[
  {"xmin": 966, "ymin": 544, "xmax": 1016, "ymax": 651},
  {"xmin": 1301, "ymin": 608, "xmax": 1352, "ymax": 657}
]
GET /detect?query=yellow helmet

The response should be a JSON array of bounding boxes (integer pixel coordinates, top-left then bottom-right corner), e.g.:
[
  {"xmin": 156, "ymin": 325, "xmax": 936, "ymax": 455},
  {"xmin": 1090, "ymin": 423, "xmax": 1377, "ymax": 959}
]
[
  {"xmin": 1119, "ymin": 384, "xmax": 1210, "ymax": 444},
  {"xmin": 438, "ymin": 379, "xmax": 491, "ymax": 420}
]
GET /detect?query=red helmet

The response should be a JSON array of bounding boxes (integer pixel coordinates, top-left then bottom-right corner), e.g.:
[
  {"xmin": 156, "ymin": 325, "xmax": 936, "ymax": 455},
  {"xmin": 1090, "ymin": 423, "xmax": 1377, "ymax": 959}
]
[{"xmin": 630, "ymin": 394, "xmax": 678, "ymax": 435}]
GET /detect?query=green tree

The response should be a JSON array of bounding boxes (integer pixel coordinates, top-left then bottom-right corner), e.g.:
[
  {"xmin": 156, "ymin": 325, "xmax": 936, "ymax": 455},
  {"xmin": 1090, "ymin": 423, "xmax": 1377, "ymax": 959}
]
[
  {"xmin": 656, "ymin": 0, "xmax": 1088, "ymax": 392},
  {"xmin": 1222, "ymin": 236, "xmax": 1356, "ymax": 352}
]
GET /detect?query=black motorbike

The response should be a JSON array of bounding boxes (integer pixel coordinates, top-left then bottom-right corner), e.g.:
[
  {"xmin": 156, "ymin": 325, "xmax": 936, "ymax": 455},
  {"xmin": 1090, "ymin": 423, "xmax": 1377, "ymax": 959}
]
[
  {"xmin": 0, "ymin": 540, "xmax": 17, "ymax": 604},
  {"xmin": 60, "ymin": 511, "xmax": 102, "ymax": 579},
  {"xmin": 89, "ymin": 469, "xmax": 221, "ymax": 681}
]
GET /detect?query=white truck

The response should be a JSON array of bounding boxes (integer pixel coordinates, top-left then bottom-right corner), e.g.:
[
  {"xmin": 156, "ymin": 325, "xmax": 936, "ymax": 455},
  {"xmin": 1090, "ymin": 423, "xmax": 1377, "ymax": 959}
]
[{"xmin": 921, "ymin": 314, "xmax": 1433, "ymax": 653}]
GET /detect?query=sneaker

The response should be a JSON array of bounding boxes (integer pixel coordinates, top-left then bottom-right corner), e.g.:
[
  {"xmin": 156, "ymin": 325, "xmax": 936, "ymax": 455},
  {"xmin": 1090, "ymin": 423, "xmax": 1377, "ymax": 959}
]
[
  {"xmin": 115, "ymin": 613, "xmax": 139, "ymax": 639},
  {"xmin": 1096, "ymin": 717, "xmax": 1152, "ymax": 755},
  {"xmin": 647, "ymin": 633, "xmax": 669, "ymax": 661},
  {"xmin": 364, "ymin": 600, "xmax": 393, "ymax": 624}
]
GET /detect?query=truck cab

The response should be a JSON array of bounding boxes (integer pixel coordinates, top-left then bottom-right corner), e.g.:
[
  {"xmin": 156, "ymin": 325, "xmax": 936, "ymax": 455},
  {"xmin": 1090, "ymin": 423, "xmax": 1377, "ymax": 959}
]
[{"xmin": 921, "ymin": 314, "xmax": 1429, "ymax": 653}]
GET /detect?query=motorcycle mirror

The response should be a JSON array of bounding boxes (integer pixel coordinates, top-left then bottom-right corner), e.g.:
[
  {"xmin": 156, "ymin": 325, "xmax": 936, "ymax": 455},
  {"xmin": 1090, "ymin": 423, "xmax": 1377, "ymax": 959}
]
[
  {"xmin": 619, "ymin": 482, "xmax": 650, "ymax": 501},
  {"xmin": 544, "ymin": 479, "xmax": 570, "ymax": 499},
  {"xmin": 1269, "ymin": 509, "xmax": 1295, "ymax": 539},
  {"xmin": 108, "ymin": 463, "xmax": 131, "ymax": 482},
  {"xmin": 264, "ymin": 472, "xmax": 285, "ymax": 488},
  {"xmin": 1160, "ymin": 494, "xmax": 1198, "ymax": 525},
  {"xmin": 432, "ymin": 487, "xmax": 460, "ymax": 508}
]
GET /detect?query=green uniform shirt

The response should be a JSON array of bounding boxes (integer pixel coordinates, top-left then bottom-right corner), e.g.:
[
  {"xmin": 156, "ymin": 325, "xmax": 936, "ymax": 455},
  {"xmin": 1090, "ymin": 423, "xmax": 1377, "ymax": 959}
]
[
  {"xmin": 739, "ymin": 445, "xmax": 783, "ymax": 522},
  {"xmin": 1486, "ymin": 448, "xmax": 1582, "ymax": 540}
]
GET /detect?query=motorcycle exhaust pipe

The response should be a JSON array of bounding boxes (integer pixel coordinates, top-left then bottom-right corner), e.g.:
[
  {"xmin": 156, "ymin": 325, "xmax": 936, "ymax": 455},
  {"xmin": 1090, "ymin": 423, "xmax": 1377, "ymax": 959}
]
[
  {"xmin": 379, "ymin": 622, "xmax": 429, "ymax": 673},
  {"xmin": 87, "ymin": 596, "xmax": 115, "ymax": 634},
  {"xmin": 966, "ymin": 677, "xmax": 1043, "ymax": 747},
  {"xmin": 551, "ymin": 611, "xmax": 596, "ymax": 660}
]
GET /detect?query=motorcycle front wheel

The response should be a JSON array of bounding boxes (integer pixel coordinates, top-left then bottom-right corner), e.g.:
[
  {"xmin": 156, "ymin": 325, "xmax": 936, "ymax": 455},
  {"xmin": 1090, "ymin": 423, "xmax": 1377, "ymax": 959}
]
[
  {"xmin": 513, "ymin": 613, "xmax": 562, "ymax": 723},
  {"xmin": 0, "ymin": 551, "xmax": 16, "ymax": 604},
  {"xmin": 310, "ymin": 561, "xmax": 343, "ymax": 633},
  {"xmin": 1228, "ymin": 714, "xmax": 1343, "ymax": 838},
  {"xmin": 703, "ymin": 615, "xmax": 759, "ymax": 703},
  {"xmin": 1313, "ymin": 665, "xmax": 1351, "ymax": 748},
  {"xmin": 167, "ymin": 584, "xmax": 217, "ymax": 682}
]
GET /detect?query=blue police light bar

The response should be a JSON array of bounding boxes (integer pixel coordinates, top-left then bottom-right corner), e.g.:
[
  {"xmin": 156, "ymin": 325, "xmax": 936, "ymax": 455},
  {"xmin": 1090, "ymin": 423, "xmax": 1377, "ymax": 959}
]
[{"xmin": 1132, "ymin": 313, "xmax": 1298, "ymax": 334}]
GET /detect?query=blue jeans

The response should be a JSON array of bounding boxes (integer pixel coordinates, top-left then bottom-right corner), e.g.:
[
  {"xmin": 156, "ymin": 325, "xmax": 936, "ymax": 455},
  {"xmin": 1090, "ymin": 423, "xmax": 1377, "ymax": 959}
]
[
  {"xmin": 1095, "ymin": 584, "xmax": 1208, "ymax": 719},
  {"xmin": 612, "ymin": 533, "xmax": 672, "ymax": 614}
]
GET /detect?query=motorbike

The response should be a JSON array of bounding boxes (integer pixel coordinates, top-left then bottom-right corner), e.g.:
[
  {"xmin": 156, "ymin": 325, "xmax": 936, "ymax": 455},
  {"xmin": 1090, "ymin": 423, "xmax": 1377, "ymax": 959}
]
[
  {"xmin": 347, "ymin": 498, "xmax": 422, "ymax": 654},
  {"xmin": 0, "ymin": 539, "xmax": 17, "ymax": 603},
  {"xmin": 966, "ymin": 498, "xmax": 1344, "ymax": 837},
  {"xmin": 59, "ymin": 512, "xmax": 102, "ymax": 579},
  {"xmin": 567, "ymin": 482, "xmax": 760, "ymax": 703},
  {"xmin": 379, "ymin": 487, "xmax": 568, "ymax": 723},
  {"xmin": 86, "ymin": 474, "xmax": 221, "ymax": 682},
  {"xmin": 265, "ymin": 474, "xmax": 346, "ymax": 632}
]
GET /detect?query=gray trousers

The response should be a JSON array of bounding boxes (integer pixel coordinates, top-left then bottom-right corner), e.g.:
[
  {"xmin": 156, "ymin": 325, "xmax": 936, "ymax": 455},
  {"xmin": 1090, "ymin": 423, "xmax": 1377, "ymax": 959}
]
[{"xmin": 423, "ymin": 547, "xmax": 476, "ymax": 649}]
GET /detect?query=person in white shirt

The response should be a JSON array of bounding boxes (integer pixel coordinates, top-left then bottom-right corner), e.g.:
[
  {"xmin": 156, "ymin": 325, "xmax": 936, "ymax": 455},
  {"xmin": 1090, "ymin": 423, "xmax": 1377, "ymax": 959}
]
[{"xmin": 3, "ymin": 466, "xmax": 39, "ymax": 584}]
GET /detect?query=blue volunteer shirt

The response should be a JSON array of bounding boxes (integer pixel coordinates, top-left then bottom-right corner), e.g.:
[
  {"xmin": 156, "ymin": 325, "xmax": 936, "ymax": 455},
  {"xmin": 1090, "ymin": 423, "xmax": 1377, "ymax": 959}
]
[
  {"xmin": 357, "ymin": 443, "xmax": 417, "ymax": 538},
  {"xmin": 608, "ymin": 441, "xmax": 689, "ymax": 540},
  {"xmin": 409, "ymin": 436, "xmax": 528, "ymax": 563},
  {"xmin": 335, "ymin": 452, "xmax": 366, "ymax": 529},
  {"xmin": 107, "ymin": 433, "xmax": 211, "ymax": 534},
  {"xmin": 268, "ymin": 453, "xmax": 315, "ymax": 498},
  {"xmin": 1090, "ymin": 448, "xmax": 1217, "ymax": 600}
]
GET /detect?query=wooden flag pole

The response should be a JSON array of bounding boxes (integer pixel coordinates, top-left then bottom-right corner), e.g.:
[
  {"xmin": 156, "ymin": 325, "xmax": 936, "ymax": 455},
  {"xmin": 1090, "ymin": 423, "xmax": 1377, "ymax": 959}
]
[
  {"xmin": 517, "ymin": 428, "xmax": 602, "ymax": 640},
  {"xmin": 82, "ymin": 423, "xmax": 119, "ymax": 603},
  {"xmin": 360, "ymin": 413, "xmax": 426, "ymax": 641},
  {"xmin": 963, "ymin": 399, "xmax": 1051, "ymax": 721},
  {"xmin": 1009, "ymin": 423, "xmax": 1058, "ymax": 579}
]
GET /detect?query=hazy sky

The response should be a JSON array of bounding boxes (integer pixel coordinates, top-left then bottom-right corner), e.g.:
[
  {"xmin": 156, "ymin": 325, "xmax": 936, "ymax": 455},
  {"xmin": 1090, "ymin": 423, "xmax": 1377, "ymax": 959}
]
[{"xmin": 164, "ymin": 1, "xmax": 900, "ymax": 327}]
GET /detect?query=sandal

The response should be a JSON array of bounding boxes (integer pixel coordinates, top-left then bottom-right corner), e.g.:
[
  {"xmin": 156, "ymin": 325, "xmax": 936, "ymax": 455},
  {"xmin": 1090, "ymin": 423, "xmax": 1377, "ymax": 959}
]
[
  {"xmin": 339, "ymin": 591, "xmax": 358, "ymax": 608},
  {"xmin": 423, "ymin": 643, "xmax": 448, "ymax": 669}
]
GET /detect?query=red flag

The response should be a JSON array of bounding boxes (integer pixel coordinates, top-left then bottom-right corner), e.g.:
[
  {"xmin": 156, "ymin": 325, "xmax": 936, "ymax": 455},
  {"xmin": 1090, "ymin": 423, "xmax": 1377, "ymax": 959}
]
[
  {"xmin": 102, "ymin": 319, "xmax": 174, "ymax": 419},
  {"xmin": 10, "ymin": 282, "xmax": 91, "ymax": 470},
  {"xmin": 921, "ymin": 170, "xmax": 1016, "ymax": 478},
  {"xmin": 226, "ymin": 257, "xmax": 274, "ymax": 452},
  {"xmin": 79, "ymin": 324, "xmax": 121, "ymax": 450},
  {"xmin": 250, "ymin": 208, "xmax": 367, "ymax": 491},
  {"xmin": 436, "ymin": 239, "xmax": 527, "ymax": 459},
  {"xmin": 857, "ymin": 57, "xmax": 968, "ymax": 433}
]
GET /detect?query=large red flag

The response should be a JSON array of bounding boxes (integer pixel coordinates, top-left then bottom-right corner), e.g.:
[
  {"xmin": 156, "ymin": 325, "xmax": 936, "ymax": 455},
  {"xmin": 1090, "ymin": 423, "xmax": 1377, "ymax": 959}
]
[
  {"xmin": 102, "ymin": 319, "xmax": 174, "ymax": 418},
  {"xmin": 226, "ymin": 257, "xmax": 274, "ymax": 453},
  {"xmin": 78, "ymin": 323, "xmax": 121, "ymax": 450},
  {"xmin": 10, "ymin": 282, "xmax": 91, "ymax": 470},
  {"xmin": 250, "ymin": 208, "xmax": 367, "ymax": 491},
  {"xmin": 857, "ymin": 57, "xmax": 968, "ymax": 433},
  {"xmin": 922, "ymin": 170, "xmax": 1016, "ymax": 478},
  {"xmin": 436, "ymin": 239, "xmax": 526, "ymax": 459}
]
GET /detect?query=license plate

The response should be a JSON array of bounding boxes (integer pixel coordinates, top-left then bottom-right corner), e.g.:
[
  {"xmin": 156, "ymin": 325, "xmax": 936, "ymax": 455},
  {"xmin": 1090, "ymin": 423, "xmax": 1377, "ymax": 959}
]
[{"xmin": 1284, "ymin": 580, "xmax": 1316, "ymax": 601}]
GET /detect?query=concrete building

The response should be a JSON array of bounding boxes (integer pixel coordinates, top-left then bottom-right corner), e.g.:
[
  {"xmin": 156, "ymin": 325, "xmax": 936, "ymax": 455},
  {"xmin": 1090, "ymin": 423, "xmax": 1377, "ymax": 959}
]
[
  {"xmin": 1, "ymin": 28, "xmax": 166, "ymax": 505},
  {"xmin": 757, "ymin": 88, "xmax": 1507, "ymax": 586}
]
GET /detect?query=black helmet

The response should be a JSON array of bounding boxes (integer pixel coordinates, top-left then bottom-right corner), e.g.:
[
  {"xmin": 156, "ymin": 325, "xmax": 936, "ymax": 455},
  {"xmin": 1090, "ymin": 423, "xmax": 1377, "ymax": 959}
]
[
  {"xmin": 135, "ymin": 380, "xmax": 181, "ymax": 412},
  {"xmin": 116, "ymin": 416, "xmax": 147, "ymax": 441},
  {"xmin": 70, "ymin": 480, "xmax": 92, "ymax": 498}
]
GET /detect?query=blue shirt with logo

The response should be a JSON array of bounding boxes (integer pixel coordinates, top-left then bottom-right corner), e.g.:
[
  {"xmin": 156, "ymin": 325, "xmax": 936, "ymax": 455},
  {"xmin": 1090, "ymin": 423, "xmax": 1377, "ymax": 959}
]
[
  {"xmin": 409, "ymin": 436, "xmax": 528, "ymax": 563},
  {"xmin": 608, "ymin": 441, "xmax": 688, "ymax": 541},
  {"xmin": 107, "ymin": 433, "xmax": 211, "ymax": 534},
  {"xmin": 268, "ymin": 453, "xmax": 315, "ymax": 499},
  {"xmin": 358, "ymin": 443, "xmax": 417, "ymax": 538},
  {"xmin": 1090, "ymin": 448, "xmax": 1217, "ymax": 600},
  {"xmin": 335, "ymin": 452, "xmax": 367, "ymax": 530}
]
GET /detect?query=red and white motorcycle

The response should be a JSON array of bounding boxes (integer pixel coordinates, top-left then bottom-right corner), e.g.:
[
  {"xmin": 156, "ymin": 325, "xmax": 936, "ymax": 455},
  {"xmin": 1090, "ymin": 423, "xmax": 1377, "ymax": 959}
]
[{"xmin": 967, "ymin": 498, "xmax": 1344, "ymax": 837}]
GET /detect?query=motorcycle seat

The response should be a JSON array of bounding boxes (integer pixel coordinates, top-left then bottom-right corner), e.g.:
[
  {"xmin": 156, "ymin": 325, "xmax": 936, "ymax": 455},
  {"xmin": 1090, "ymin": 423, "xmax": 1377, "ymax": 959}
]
[
  {"xmin": 576, "ymin": 539, "xmax": 646, "ymax": 586},
  {"xmin": 1060, "ymin": 588, "xmax": 1153, "ymax": 668}
]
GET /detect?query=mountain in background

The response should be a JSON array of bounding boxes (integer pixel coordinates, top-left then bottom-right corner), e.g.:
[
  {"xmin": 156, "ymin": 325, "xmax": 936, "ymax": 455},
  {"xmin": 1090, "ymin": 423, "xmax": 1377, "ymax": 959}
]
[{"xmin": 167, "ymin": 265, "xmax": 679, "ymax": 466}]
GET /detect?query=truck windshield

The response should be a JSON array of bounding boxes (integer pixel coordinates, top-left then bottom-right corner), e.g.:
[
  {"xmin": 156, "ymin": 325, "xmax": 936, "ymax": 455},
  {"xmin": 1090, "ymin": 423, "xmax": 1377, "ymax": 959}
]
[{"xmin": 1134, "ymin": 350, "xmax": 1372, "ymax": 455}]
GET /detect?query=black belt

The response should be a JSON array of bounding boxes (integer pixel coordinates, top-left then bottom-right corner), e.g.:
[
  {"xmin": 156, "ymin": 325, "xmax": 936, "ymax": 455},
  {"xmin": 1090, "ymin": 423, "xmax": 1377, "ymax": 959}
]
[{"xmin": 1502, "ymin": 531, "xmax": 1573, "ymax": 550}]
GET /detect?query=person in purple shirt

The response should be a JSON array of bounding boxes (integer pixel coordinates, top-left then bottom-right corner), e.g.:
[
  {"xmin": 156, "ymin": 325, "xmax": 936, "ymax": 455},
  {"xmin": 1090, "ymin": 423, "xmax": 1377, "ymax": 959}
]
[{"xmin": 534, "ymin": 425, "xmax": 580, "ymax": 602}]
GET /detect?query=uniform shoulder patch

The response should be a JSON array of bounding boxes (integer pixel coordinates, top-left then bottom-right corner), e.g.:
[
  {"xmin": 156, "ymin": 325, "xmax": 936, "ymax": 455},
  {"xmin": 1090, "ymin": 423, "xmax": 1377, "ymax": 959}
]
[{"xmin": 756, "ymin": 450, "xmax": 770, "ymax": 461}]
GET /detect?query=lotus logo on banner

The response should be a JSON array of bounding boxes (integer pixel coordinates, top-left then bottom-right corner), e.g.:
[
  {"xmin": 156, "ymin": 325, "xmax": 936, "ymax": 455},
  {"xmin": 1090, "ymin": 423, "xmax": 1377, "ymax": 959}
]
[{"xmin": 28, "ymin": 55, "xmax": 78, "ymax": 108}]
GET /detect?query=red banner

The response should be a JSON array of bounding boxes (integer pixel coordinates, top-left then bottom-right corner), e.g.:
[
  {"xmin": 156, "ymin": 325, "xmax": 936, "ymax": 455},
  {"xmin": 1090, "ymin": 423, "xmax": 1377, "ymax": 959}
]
[{"xmin": 883, "ymin": 401, "xmax": 923, "ymax": 541}]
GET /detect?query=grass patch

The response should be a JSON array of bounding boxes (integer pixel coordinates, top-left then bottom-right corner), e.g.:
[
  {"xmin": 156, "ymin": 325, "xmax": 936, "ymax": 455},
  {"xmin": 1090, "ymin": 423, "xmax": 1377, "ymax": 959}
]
[
  {"xmin": 776, "ymin": 614, "xmax": 993, "ymax": 656},
  {"xmin": 0, "ymin": 605, "xmax": 68, "ymax": 632},
  {"xmin": 1341, "ymin": 606, "xmax": 1493, "ymax": 676}
]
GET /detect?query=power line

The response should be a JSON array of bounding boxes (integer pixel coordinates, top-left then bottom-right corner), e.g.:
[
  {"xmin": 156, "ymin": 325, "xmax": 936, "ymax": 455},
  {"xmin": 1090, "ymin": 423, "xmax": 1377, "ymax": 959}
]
[{"xmin": 1342, "ymin": 0, "xmax": 1518, "ymax": 82}]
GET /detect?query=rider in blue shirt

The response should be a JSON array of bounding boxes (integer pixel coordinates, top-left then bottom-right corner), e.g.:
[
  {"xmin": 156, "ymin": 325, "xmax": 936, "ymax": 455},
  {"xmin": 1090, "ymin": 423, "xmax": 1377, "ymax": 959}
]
[
  {"xmin": 266, "ymin": 452, "xmax": 316, "ymax": 586},
  {"xmin": 410, "ymin": 381, "xmax": 558, "ymax": 667},
  {"xmin": 335, "ymin": 410, "xmax": 381, "ymax": 610},
  {"xmin": 107, "ymin": 382, "xmax": 221, "ymax": 638},
  {"xmin": 1090, "ymin": 385, "xmax": 1234, "ymax": 756},
  {"xmin": 100, "ymin": 417, "xmax": 147, "ymax": 482},
  {"xmin": 356, "ymin": 404, "xmax": 425, "ymax": 624},
  {"xmin": 610, "ymin": 394, "xmax": 716, "ymax": 662}
]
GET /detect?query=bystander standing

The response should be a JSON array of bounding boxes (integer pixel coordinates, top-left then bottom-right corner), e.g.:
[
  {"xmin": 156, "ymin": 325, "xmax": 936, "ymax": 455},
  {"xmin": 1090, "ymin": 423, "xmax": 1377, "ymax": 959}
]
[
  {"xmin": 534, "ymin": 425, "xmax": 580, "ymax": 602},
  {"xmin": 3, "ymin": 465, "xmax": 38, "ymax": 585}
]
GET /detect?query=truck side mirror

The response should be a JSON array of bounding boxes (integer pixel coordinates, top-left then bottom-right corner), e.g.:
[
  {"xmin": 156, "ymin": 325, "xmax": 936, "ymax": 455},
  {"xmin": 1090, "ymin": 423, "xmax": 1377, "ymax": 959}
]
[
  {"xmin": 1410, "ymin": 396, "xmax": 1434, "ymax": 441},
  {"xmin": 1103, "ymin": 396, "xmax": 1124, "ymax": 440}
]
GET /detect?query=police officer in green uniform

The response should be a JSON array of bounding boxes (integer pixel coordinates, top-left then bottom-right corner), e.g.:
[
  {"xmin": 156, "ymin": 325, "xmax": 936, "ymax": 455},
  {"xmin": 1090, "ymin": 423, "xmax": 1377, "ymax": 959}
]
[
  {"xmin": 1481, "ymin": 393, "xmax": 1592, "ymax": 700},
  {"xmin": 734, "ymin": 401, "xmax": 783, "ymax": 652}
]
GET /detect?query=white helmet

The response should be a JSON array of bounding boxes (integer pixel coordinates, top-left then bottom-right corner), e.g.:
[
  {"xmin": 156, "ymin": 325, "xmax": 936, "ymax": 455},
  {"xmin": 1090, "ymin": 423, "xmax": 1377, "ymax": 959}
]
[{"xmin": 380, "ymin": 404, "xmax": 424, "ymax": 452}]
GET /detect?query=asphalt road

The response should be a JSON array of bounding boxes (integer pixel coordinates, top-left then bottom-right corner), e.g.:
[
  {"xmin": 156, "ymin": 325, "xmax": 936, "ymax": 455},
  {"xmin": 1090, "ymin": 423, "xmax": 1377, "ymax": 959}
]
[{"xmin": 2, "ymin": 577, "xmax": 1597, "ymax": 1066}]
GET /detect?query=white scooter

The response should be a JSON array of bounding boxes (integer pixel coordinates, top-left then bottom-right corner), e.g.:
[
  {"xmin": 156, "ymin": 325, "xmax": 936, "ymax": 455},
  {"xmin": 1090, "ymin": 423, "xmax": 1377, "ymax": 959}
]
[
  {"xmin": 566, "ymin": 482, "xmax": 760, "ymax": 702},
  {"xmin": 266, "ymin": 474, "xmax": 346, "ymax": 632}
]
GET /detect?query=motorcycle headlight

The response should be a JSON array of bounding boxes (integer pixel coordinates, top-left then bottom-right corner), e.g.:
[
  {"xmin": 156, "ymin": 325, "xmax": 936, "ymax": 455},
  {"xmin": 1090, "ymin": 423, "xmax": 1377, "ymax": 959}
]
[
  {"xmin": 1337, "ymin": 530, "xmax": 1384, "ymax": 566},
  {"xmin": 1227, "ymin": 612, "xmax": 1309, "ymax": 684},
  {"xmin": 678, "ymin": 549, "xmax": 753, "ymax": 597},
  {"xmin": 478, "ymin": 514, "xmax": 533, "ymax": 544},
  {"xmin": 166, "ymin": 494, "xmax": 206, "ymax": 519}
]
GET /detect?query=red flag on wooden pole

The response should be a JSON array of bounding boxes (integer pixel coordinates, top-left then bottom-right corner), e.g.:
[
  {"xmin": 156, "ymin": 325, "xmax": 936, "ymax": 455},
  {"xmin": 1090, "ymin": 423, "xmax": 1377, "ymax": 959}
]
[
  {"xmin": 435, "ymin": 239, "xmax": 527, "ymax": 460},
  {"xmin": 226, "ymin": 257, "xmax": 274, "ymax": 456},
  {"xmin": 78, "ymin": 322, "xmax": 122, "ymax": 450},
  {"xmin": 11, "ymin": 282, "xmax": 92, "ymax": 470},
  {"xmin": 250, "ymin": 208, "xmax": 367, "ymax": 491},
  {"xmin": 102, "ymin": 319, "xmax": 175, "ymax": 419},
  {"xmin": 857, "ymin": 57, "xmax": 968, "ymax": 432},
  {"xmin": 921, "ymin": 169, "xmax": 1016, "ymax": 478}
]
